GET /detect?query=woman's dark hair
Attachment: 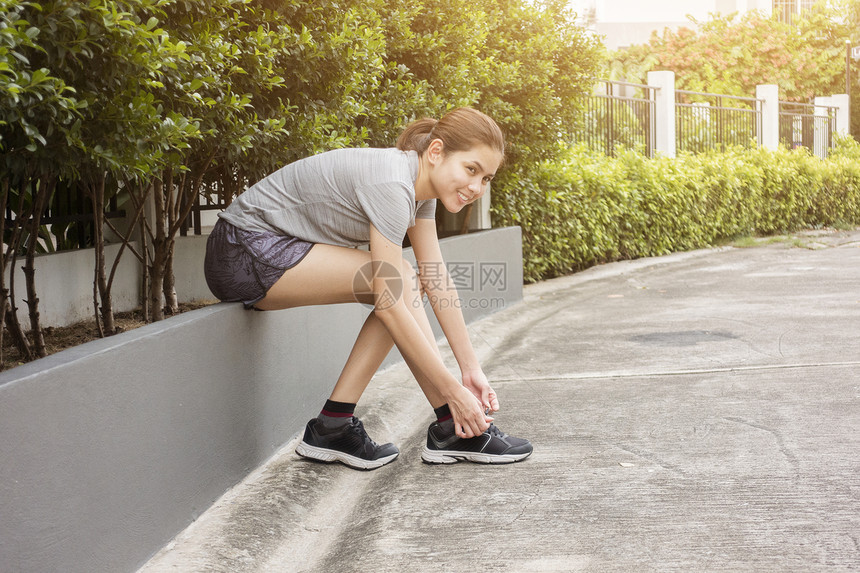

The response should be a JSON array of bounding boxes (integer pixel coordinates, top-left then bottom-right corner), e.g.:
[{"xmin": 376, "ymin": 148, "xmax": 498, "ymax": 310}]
[{"xmin": 396, "ymin": 107, "xmax": 505, "ymax": 161}]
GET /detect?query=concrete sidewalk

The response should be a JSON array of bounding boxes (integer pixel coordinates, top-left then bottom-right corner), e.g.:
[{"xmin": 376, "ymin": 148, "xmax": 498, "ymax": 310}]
[{"xmin": 139, "ymin": 229, "xmax": 860, "ymax": 573}]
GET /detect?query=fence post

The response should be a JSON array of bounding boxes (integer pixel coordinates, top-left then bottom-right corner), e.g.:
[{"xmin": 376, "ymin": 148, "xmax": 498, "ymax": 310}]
[
  {"xmin": 813, "ymin": 96, "xmax": 832, "ymax": 158},
  {"xmin": 756, "ymin": 84, "xmax": 779, "ymax": 150},
  {"xmin": 647, "ymin": 71, "xmax": 675, "ymax": 158},
  {"xmin": 828, "ymin": 94, "xmax": 850, "ymax": 136}
]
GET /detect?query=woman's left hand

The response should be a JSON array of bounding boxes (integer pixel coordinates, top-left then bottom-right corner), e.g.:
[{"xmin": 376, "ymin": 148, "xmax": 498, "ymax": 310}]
[{"xmin": 462, "ymin": 368, "xmax": 500, "ymax": 414}]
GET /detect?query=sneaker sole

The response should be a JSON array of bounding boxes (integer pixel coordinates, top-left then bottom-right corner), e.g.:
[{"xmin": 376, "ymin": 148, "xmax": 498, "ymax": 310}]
[
  {"xmin": 296, "ymin": 441, "xmax": 398, "ymax": 470},
  {"xmin": 421, "ymin": 446, "xmax": 532, "ymax": 465}
]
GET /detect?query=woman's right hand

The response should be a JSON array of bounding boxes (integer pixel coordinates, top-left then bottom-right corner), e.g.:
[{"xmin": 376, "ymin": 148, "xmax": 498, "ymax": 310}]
[{"xmin": 448, "ymin": 385, "xmax": 493, "ymax": 438}]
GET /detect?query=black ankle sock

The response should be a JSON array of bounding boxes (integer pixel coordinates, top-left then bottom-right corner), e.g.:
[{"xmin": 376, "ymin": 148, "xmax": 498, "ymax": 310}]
[
  {"xmin": 319, "ymin": 399, "xmax": 356, "ymax": 428},
  {"xmin": 434, "ymin": 404, "xmax": 452, "ymax": 423},
  {"xmin": 321, "ymin": 399, "xmax": 356, "ymax": 416}
]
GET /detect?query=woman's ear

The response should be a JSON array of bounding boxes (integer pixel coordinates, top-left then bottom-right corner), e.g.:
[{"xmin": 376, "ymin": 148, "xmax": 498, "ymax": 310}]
[{"xmin": 426, "ymin": 138, "xmax": 445, "ymax": 165}]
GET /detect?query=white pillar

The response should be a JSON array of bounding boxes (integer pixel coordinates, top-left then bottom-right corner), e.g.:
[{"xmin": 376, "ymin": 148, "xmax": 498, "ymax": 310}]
[
  {"xmin": 647, "ymin": 70, "xmax": 676, "ymax": 158},
  {"xmin": 471, "ymin": 185, "xmax": 492, "ymax": 230},
  {"xmin": 438, "ymin": 185, "xmax": 492, "ymax": 232},
  {"xmin": 754, "ymin": 0, "xmax": 772, "ymax": 17},
  {"xmin": 756, "ymin": 84, "xmax": 780, "ymax": 150},
  {"xmin": 829, "ymin": 94, "xmax": 850, "ymax": 136}
]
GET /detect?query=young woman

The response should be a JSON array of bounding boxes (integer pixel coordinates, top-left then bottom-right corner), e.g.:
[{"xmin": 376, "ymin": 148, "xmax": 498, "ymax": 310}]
[{"xmin": 204, "ymin": 107, "xmax": 532, "ymax": 470}]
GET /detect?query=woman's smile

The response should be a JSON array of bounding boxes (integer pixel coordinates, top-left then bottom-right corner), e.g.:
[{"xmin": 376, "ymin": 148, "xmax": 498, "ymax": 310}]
[{"xmin": 419, "ymin": 143, "xmax": 502, "ymax": 213}]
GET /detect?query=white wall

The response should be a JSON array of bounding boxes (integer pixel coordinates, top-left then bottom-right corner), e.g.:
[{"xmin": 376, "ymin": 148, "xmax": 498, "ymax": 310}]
[
  {"xmin": 5, "ymin": 235, "xmax": 216, "ymax": 329},
  {"xmin": 595, "ymin": 0, "xmax": 715, "ymax": 23},
  {"xmin": 590, "ymin": 0, "xmax": 772, "ymax": 49},
  {"xmin": 5, "ymin": 243, "xmax": 142, "ymax": 328}
]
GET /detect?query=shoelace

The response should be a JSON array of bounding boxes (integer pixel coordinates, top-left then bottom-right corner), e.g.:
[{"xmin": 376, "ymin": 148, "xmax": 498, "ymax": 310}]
[
  {"xmin": 486, "ymin": 423, "xmax": 505, "ymax": 438},
  {"xmin": 349, "ymin": 417, "xmax": 379, "ymax": 447}
]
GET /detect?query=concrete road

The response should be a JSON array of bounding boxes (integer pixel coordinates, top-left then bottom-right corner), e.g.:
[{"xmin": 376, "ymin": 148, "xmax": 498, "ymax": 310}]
[{"xmin": 139, "ymin": 229, "xmax": 860, "ymax": 573}]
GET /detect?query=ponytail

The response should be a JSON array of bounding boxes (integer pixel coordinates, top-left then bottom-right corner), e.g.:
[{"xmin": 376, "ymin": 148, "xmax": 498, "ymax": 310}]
[
  {"xmin": 396, "ymin": 108, "xmax": 505, "ymax": 161},
  {"xmin": 396, "ymin": 118, "xmax": 438, "ymax": 153}
]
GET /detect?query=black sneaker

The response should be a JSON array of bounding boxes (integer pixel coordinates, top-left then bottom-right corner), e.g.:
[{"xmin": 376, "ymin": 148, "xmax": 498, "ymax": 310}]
[
  {"xmin": 295, "ymin": 417, "xmax": 399, "ymax": 470},
  {"xmin": 421, "ymin": 421, "xmax": 533, "ymax": 464}
]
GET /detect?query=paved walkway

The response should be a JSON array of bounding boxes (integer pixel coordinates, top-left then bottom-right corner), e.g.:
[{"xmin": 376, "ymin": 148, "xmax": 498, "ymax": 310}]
[{"xmin": 140, "ymin": 229, "xmax": 860, "ymax": 572}]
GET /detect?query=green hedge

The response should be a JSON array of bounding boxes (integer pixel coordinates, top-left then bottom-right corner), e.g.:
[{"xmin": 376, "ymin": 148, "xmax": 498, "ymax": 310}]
[{"xmin": 492, "ymin": 139, "xmax": 860, "ymax": 283}]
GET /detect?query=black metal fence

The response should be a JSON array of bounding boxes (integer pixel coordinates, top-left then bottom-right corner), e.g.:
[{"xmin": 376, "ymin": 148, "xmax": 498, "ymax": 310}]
[
  {"xmin": 576, "ymin": 80, "xmax": 656, "ymax": 157},
  {"xmin": 577, "ymin": 80, "xmax": 838, "ymax": 161},
  {"xmin": 675, "ymin": 90, "xmax": 761, "ymax": 154},
  {"xmin": 4, "ymin": 184, "xmax": 125, "ymax": 252},
  {"xmin": 179, "ymin": 189, "xmax": 229, "ymax": 237},
  {"xmin": 779, "ymin": 101, "xmax": 837, "ymax": 159}
]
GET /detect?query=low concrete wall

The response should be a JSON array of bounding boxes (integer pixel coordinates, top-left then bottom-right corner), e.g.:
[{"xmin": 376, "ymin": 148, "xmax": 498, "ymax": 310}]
[{"xmin": 0, "ymin": 227, "xmax": 522, "ymax": 573}]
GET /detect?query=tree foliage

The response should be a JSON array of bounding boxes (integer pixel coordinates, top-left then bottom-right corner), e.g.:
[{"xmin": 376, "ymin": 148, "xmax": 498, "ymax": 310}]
[{"xmin": 605, "ymin": 1, "xmax": 855, "ymax": 104}]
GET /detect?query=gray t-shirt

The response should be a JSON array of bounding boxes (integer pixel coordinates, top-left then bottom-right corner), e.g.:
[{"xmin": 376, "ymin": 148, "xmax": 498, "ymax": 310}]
[{"xmin": 220, "ymin": 148, "xmax": 436, "ymax": 247}]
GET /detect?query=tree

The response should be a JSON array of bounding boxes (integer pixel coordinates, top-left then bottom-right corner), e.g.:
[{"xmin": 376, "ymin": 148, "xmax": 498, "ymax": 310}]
[
  {"xmin": 0, "ymin": 0, "xmax": 84, "ymax": 358},
  {"xmin": 5, "ymin": 1, "xmax": 203, "ymax": 334},
  {"xmin": 837, "ymin": 0, "xmax": 860, "ymax": 137},
  {"xmin": 140, "ymin": 0, "xmax": 260, "ymax": 321},
  {"xmin": 604, "ymin": 4, "xmax": 850, "ymax": 104},
  {"xmin": 380, "ymin": 0, "xmax": 602, "ymax": 160},
  {"xmin": 66, "ymin": 1, "xmax": 198, "ymax": 333},
  {"xmin": 474, "ymin": 0, "xmax": 602, "ymax": 163}
]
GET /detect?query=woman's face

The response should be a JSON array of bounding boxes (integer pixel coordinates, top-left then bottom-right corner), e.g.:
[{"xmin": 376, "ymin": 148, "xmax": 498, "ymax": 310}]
[{"xmin": 428, "ymin": 143, "xmax": 503, "ymax": 214}]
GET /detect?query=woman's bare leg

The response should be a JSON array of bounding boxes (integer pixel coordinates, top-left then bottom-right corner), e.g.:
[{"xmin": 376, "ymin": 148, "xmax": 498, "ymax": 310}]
[
  {"xmin": 328, "ymin": 311, "xmax": 393, "ymax": 403},
  {"xmin": 255, "ymin": 245, "xmax": 447, "ymax": 407}
]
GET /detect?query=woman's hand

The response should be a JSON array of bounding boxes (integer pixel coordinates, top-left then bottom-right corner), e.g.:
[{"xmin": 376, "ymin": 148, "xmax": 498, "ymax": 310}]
[
  {"xmin": 462, "ymin": 368, "xmax": 500, "ymax": 414},
  {"xmin": 448, "ymin": 385, "xmax": 492, "ymax": 438}
]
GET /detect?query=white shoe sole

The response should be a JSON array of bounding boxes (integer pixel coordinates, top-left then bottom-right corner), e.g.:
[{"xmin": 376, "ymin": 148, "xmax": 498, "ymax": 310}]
[
  {"xmin": 296, "ymin": 441, "xmax": 398, "ymax": 470},
  {"xmin": 421, "ymin": 446, "xmax": 532, "ymax": 465}
]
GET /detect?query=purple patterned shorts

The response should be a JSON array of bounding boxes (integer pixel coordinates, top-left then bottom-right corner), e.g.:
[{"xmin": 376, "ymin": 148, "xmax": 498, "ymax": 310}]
[{"xmin": 204, "ymin": 219, "xmax": 314, "ymax": 308}]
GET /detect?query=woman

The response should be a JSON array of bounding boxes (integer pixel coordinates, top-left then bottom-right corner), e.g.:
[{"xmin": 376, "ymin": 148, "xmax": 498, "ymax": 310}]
[{"xmin": 204, "ymin": 107, "xmax": 532, "ymax": 470}]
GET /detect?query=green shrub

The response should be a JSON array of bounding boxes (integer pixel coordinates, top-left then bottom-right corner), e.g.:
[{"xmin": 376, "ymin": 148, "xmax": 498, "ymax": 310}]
[{"xmin": 492, "ymin": 139, "xmax": 860, "ymax": 283}]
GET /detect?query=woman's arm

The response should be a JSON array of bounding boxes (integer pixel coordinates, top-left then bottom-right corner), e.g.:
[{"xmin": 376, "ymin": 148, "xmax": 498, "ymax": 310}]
[
  {"xmin": 369, "ymin": 224, "xmax": 489, "ymax": 437},
  {"xmin": 407, "ymin": 219, "xmax": 500, "ymax": 413}
]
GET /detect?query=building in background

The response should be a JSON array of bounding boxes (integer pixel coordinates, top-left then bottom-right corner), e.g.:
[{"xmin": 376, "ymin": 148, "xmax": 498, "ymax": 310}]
[
  {"xmin": 571, "ymin": 0, "xmax": 815, "ymax": 50},
  {"xmin": 772, "ymin": 0, "xmax": 817, "ymax": 24}
]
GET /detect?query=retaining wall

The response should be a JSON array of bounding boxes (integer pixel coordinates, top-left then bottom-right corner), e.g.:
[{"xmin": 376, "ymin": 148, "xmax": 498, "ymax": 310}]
[{"xmin": 0, "ymin": 227, "xmax": 522, "ymax": 573}]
